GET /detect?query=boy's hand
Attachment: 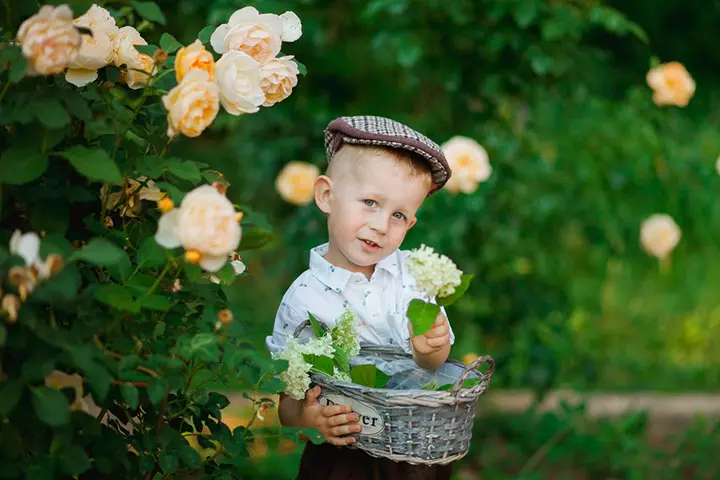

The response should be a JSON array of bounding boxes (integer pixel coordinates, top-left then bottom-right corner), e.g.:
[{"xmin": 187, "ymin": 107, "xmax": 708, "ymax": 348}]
[
  {"xmin": 410, "ymin": 312, "xmax": 451, "ymax": 356},
  {"xmin": 300, "ymin": 386, "xmax": 362, "ymax": 446}
]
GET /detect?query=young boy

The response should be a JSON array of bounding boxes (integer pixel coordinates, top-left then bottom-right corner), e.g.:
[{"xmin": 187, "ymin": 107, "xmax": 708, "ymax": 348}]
[{"xmin": 266, "ymin": 116, "xmax": 454, "ymax": 479}]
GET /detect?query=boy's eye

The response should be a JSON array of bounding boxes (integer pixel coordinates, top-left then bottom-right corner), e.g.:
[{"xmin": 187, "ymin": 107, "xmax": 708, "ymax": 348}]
[
  {"xmin": 392, "ymin": 212, "xmax": 406, "ymax": 221},
  {"xmin": 363, "ymin": 199, "xmax": 376, "ymax": 207}
]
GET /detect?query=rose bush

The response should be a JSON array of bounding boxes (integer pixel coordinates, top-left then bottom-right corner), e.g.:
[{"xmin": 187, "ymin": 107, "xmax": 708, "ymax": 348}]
[{"xmin": 0, "ymin": 2, "xmax": 315, "ymax": 478}]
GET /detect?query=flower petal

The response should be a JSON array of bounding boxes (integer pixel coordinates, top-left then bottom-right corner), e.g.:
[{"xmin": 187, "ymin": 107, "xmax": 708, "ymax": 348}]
[
  {"xmin": 11, "ymin": 231, "xmax": 40, "ymax": 265},
  {"xmin": 65, "ymin": 68, "xmax": 99, "ymax": 87},
  {"xmin": 154, "ymin": 209, "xmax": 182, "ymax": 249},
  {"xmin": 231, "ymin": 259, "xmax": 246, "ymax": 275},
  {"xmin": 210, "ymin": 24, "xmax": 229, "ymax": 54},
  {"xmin": 279, "ymin": 11, "xmax": 302, "ymax": 42},
  {"xmin": 199, "ymin": 254, "xmax": 227, "ymax": 273}
]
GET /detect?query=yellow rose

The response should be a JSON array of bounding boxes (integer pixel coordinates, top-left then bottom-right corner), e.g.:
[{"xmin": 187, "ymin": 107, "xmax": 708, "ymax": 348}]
[
  {"xmin": 441, "ymin": 136, "xmax": 492, "ymax": 194},
  {"xmin": 275, "ymin": 161, "xmax": 319, "ymax": 205},
  {"xmin": 111, "ymin": 25, "xmax": 154, "ymax": 89},
  {"xmin": 646, "ymin": 62, "xmax": 696, "ymax": 107},
  {"xmin": 175, "ymin": 39, "xmax": 215, "ymax": 83},
  {"xmin": 155, "ymin": 185, "xmax": 242, "ymax": 272},
  {"xmin": 16, "ymin": 5, "xmax": 81, "ymax": 76},
  {"xmin": 162, "ymin": 69, "xmax": 219, "ymax": 138},
  {"xmin": 210, "ymin": 6, "xmax": 283, "ymax": 64},
  {"xmin": 260, "ymin": 55, "xmax": 299, "ymax": 107},
  {"xmin": 65, "ymin": 5, "xmax": 117, "ymax": 87},
  {"xmin": 215, "ymin": 51, "xmax": 265, "ymax": 115},
  {"xmin": 640, "ymin": 214, "xmax": 681, "ymax": 258}
]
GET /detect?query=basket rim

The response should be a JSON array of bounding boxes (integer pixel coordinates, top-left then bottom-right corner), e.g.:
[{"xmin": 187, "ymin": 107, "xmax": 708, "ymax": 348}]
[{"xmin": 310, "ymin": 343, "xmax": 494, "ymax": 399}]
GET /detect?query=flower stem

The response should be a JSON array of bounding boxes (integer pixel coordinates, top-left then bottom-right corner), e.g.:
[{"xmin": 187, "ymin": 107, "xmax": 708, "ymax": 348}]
[{"xmin": 146, "ymin": 262, "xmax": 172, "ymax": 296}]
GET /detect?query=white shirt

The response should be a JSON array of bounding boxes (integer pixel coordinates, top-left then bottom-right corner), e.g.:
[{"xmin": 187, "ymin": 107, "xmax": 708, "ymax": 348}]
[{"xmin": 266, "ymin": 243, "xmax": 454, "ymax": 356}]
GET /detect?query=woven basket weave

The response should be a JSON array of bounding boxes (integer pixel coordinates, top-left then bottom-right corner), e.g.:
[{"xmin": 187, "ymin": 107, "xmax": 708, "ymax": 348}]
[{"xmin": 294, "ymin": 322, "xmax": 495, "ymax": 465}]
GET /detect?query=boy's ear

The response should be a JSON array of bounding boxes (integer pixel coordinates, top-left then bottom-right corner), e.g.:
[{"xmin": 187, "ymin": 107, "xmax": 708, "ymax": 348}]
[
  {"xmin": 407, "ymin": 216, "xmax": 418, "ymax": 230},
  {"xmin": 314, "ymin": 175, "xmax": 333, "ymax": 214}
]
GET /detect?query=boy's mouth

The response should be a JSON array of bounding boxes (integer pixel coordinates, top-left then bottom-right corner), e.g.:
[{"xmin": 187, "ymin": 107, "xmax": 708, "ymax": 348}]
[{"xmin": 361, "ymin": 239, "xmax": 381, "ymax": 249}]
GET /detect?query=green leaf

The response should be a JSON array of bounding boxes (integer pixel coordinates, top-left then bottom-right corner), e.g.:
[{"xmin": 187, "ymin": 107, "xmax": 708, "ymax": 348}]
[
  {"xmin": 8, "ymin": 55, "xmax": 26, "ymax": 83},
  {"xmin": 158, "ymin": 452, "xmax": 178, "ymax": 474},
  {"xmin": 24, "ymin": 460, "xmax": 54, "ymax": 480},
  {"xmin": 72, "ymin": 237, "xmax": 127, "ymax": 265},
  {"xmin": 68, "ymin": 345, "xmax": 113, "ymax": 401},
  {"xmin": 94, "ymin": 284, "xmax": 138, "ymax": 312},
  {"xmin": 189, "ymin": 333, "xmax": 219, "ymax": 361},
  {"xmin": 131, "ymin": 1, "xmax": 166, "ymax": 24},
  {"xmin": 407, "ymin": 299, "xmax": 440, "ymax": 336},
  {"xmin": 137, "ymin": 237, "xmax": 166, "ymax": 267},
  {"xmin": 437, "ymin": 274, "xmax": 474, "ymax": 307},
  {"xmin": 177, "ymin": 444, "xmax": 202, "ymax": 470},
  {"xmin": 239, "ymin": 228, "xmax": 274, "ymax": 251},
  {"xmin": 159, "ymin": 33, "xmax": 182, "ymax": 54},
  {"xmin": 135, "ymin": 44, "xmax": 159, "ymax": 56},
  {"xmin": 0, "ymin": 380, "xmax": 23, "ymax": 415},
  {"xmin": 106, "ymin": 248, "xmax": 132, "ymax": 282},
  {"xmin": 350, "ymin": 364, "xmax": 391, "ymax": 388},
  {"xmin": 136, "ymin": 295, "xmax": 172, "ymax": 311},
  {"xmin": 198, "ymin": 26, "xmax": 215, "ymax": 44},
  {"xmin": 147, "ymin": 380, "xmax": 168, "ymax": 406},
  {"xmin": 35, "ymin": 99, "xmax": 69, "ymax": 128},
  {"xmin": 31, "ymin": 386, "xmax": 70, "ymax": 427},
  {"xmin": 58, "ymin": 445, "xmax": 91, "ymax": 475},
  {"xmin": 304, "ymin": 354, "xmax": 334, "ymax": 376},
  {"xmin": 33, "ymin": 265, "xmax": 81, "ymax": 302},
  {"xmin": 308, "ymin": 312, "xmax": 326, "ymax": 337},
  {"xmin": 120, "ymin": 384, "xmax": 139, "ymax": 409},
  {"xmin": 293, "ymin": 58, "xmax": 307, "ymax": 76},
  {"xmin": 154, "ymin": 181, "xmax": 184, "ymax": 204},
  {"xmin": 46, "ymin": 0, "xmax": 93, "ymax": 17},
  {"xmin": 29, "ymin": 201, "xmax": 69, "ymax": 235},
  {"xmin": 62, "ymin": 146, "xmax": 123, "ymax": 183},
  {"xmin": 163, "ymin": 158, "xmax": 202, "ymax": 183},
  {"xmin": 214, "ymin": 261, "xmax": 236, "ymax": 285},
  {"xmin": 63, "ymin": 94, "xmax": 92, "ymax": 121},
  {"xmin": 333, "ymin": 345, "xmax": 350, "ymax": 374},
  {"xmin": 136, "ymin": 156, "xmax": 165, "ymax": 179},
  {"xmin": 0, "ymin": 148, "xmax": 48, "ymax": 185},
  {"xmin": 0, "ymin": 324, "xmax": 5, "ymax": 347}
]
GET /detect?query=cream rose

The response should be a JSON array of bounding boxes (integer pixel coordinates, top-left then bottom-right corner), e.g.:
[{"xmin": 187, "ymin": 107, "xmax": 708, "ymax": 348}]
[
  {"xmin": 646, "ymin": 62, "xmax": 696, "ymax": 107},
  {"xmin": 715, "ymin": 154, "xmax": 720, "ymax": 176},
  {"xmin": 260, "ymin": 55, "xmax": 299, "ymax": 107},
  {"xmin": 17, "ymin": 5, "xmax": 81, "ymax": 76},
  {"xmin": 111, "ymin": 25, "xmax": 154, "ymax": 89},
  {"xmin": 640, "ymin": 214, "xmax": 681, "ymax": 258},
  {"xmin": 162, "ymin": 69, "xmax": 219, "ymax": 138},
  {"xmin": 175, "ymin": 39, "xmax": 215, "ymax": 83},
  {"xmin": 275, "ymin": 161, "xmax": 319, "ymax": 205},
  {"xmin": 155, "ymin": 185, "xmax": 242, "ymax": 272},
  {"xmin": 214, "ymin": 51, "xmax": 265, "ymax": 115},
  {"xmin": 66, "ymin": 5, "xmax": 118, "ymax": 87},
  {"xmin": 441, "ymin": 136, "xmax": 492, "ymax": 194},
  {"xmin": 210, "ymin": 6, "xmax": 283, "ymax": 64}
]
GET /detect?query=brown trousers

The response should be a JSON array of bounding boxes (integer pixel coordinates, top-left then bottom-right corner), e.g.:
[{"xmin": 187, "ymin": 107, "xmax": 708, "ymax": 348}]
[{"xmin": 296, "ymin": 442, "xmax": 453, "ymax": 480}]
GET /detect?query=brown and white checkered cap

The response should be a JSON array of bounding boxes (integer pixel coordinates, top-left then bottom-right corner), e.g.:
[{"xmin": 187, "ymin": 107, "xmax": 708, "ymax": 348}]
[{"xmin": 324, "ymin": 115, "xmax": 451, "ymax": 193}]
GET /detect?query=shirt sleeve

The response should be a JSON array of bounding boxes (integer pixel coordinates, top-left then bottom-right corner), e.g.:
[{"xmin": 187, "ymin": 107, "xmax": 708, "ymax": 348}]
[{"xmin": 265, "ymin": 300, "xmax": 310, "ymax": 356}]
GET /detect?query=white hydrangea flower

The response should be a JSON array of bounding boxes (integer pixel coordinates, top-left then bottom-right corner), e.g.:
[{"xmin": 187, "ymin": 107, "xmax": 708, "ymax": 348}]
[
  {"xmin": 333, "ymin": 367, "xmax": 351, "ymax": 383},
  {"xmin": 274, "ymin": 340, "xmax": 312, "ymax": 400},
  {"xmin": 331, "ymin": 308, "xmax": 360, "ymax": 358},
  {"xmin": 273, "ymin": 334, "xmax": 335, "ymax": 400},
  {"xmin": 407, "ymin": 244, "xmax": 462, "ymax": 299}
]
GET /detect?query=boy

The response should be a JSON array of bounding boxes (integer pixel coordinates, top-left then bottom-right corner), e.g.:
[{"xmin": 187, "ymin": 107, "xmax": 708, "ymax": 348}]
[{"xmin": 266, "ymin": 116, "xmax": 454, "ymax": 479}]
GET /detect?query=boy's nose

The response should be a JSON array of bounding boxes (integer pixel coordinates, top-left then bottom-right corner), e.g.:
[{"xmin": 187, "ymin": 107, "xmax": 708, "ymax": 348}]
[{"xmin": 368, "ymin": 213, "xmax": 389, "ymax": 234}]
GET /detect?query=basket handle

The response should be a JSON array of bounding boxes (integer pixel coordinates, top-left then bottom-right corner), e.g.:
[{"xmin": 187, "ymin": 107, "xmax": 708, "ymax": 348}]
[{"xmin": 451, "ymin": 355, "xmax": 495, "ymax": 395}]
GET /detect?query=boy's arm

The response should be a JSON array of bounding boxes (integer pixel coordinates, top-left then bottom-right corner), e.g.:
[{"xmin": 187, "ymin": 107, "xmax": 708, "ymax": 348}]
[{"xmin": 409, "ymin": 312, "xmax": 451, "ymax": 370}]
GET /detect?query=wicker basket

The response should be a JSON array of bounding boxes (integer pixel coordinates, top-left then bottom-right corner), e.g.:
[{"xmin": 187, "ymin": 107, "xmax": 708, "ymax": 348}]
[{"xmin": 293, "ymin": 322, "xmax": 495, "ymax": 465}]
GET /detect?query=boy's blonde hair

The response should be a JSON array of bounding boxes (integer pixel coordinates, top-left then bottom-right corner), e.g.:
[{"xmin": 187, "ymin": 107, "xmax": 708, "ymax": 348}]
[{"xmin": 327, "ymin": 144, "xmax": 433, "ymax": 190}]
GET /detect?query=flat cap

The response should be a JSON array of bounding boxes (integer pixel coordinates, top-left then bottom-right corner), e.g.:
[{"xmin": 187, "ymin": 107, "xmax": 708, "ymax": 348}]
[{"xmin": 324, "ymin": 115, "xmax": 451, "ymax": 193}]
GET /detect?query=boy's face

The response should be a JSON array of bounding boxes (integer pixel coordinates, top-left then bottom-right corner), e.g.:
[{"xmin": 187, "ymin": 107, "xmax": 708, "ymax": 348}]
[{"xmin": 316, "ymin": 150, "xmax": 430, "ymax": 276}]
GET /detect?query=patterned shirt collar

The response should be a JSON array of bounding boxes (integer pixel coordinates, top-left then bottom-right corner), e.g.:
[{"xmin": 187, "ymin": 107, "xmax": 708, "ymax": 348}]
[{"xmin": 309, "ymin": 243, "xmax": 400, "ymax": 292}]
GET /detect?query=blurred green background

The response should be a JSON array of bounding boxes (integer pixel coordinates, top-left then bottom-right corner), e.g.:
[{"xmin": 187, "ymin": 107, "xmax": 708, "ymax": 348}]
[{"xmin": 155, "ymin": 0, "xmax": 720, "ymax": 476}]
